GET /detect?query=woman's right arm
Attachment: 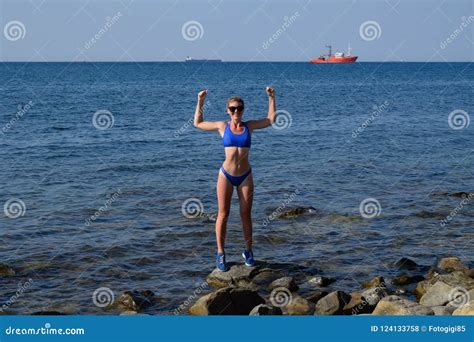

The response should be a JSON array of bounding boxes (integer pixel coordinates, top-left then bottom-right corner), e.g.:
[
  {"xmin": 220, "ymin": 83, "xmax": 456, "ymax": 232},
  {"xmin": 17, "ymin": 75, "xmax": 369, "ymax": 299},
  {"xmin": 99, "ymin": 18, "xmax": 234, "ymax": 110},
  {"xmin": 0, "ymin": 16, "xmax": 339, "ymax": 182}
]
[{"xmin": 194, "ymin": 90, "xmax": 222, "ymax": 132}]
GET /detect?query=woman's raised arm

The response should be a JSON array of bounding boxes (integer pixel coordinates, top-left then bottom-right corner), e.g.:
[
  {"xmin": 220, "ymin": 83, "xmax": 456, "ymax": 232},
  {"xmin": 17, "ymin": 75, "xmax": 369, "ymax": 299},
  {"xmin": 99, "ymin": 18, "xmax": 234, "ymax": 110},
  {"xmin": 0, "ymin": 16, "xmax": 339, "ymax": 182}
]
[
  {"xmin": 193, "ymin": 90, "xmax": 223, "ymax": 132},
  {"xmin": 247, "ymin": 87, "xmax": 276, "ymax": 131}
]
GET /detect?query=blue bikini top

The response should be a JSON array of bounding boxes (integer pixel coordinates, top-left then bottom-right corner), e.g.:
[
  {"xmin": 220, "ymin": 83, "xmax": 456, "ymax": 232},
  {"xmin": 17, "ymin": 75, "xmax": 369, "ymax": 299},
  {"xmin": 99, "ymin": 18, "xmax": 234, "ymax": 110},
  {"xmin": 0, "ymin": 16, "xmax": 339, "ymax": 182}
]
[{"xmin": 222, "ymin": 121, "xmax": 251, "ymax": 148}]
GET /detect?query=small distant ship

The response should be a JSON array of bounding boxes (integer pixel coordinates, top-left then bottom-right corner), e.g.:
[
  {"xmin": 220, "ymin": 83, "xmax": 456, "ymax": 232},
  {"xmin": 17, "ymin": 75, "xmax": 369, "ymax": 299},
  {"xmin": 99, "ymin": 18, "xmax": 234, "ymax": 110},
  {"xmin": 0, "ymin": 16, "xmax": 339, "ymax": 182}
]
[
  {"xmin": 310, "ymin": 45, "xmax": 358, "ymax": 63},
  {"xmin": 185, "ymin": 56, "xmax": 222, "ymax": 62}
]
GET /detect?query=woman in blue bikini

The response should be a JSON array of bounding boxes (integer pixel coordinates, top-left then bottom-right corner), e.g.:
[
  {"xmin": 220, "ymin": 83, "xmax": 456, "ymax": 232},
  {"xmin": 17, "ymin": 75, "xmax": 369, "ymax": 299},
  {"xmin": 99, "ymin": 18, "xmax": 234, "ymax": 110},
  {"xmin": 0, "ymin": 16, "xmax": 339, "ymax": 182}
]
[{"xmin": 194, "ymin": 87, "xmax": 276, "ymax": 271}]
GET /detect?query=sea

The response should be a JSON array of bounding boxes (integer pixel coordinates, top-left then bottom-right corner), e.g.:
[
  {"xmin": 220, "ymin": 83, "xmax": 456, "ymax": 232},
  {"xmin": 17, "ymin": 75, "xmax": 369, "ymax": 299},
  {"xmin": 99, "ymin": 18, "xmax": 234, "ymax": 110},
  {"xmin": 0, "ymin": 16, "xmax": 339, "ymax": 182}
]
[{"xmin": 0, "ymin": 62, "xmax": 472, "ymax": 314}]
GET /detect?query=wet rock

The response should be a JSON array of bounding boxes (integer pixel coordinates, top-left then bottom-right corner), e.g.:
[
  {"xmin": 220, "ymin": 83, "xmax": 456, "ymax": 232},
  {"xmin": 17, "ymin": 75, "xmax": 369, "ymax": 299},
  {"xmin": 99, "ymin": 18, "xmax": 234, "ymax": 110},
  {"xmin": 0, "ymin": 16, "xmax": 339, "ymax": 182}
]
[
  {"xmin": 343, "ymin": 292, "xmax": 372, "ymax": 315},
  {"xmin": 452, "ymin": 301, "xmax": 474, "ymax": 315},
  {"xmin": 361, "ymin": 285, "xmax": 389, "ymax": 307},
  {"xmin": 420, "ymin": 281, "xmax": 455, "ymax": 306},
  {"xmin": 362, "ymin": 276, "xmax": 385, "ymax": 289},
  {"xmin": 437, "ymin": 257, "xmax": 469, "ymax": 273},
  {"xmin": 372, "ymin": 295, "xmax": 434, "ymax": 315},
  {"xmin": 119, "ymin": 310, "xmax": 149, "ymax": 316},
  {"xmin": 117, "ymin": 290, "xmax": 155, "ymax": 311},
  {"xmin": 395, "ymin": 288, "xmax": 407, "ymax": 295},
  {"xmin": 448, "ymin": 192, "xmax": 474, "ymax": 198},
  {"xmin": 305, "ymin": 290, "xmax": 328, "ymax": 304},
  {"xmin": 314, "ymin": 291, "xmax": 351, "ymax": 315},
  {"xmin": 285, "ymin": 295, "xmax": 314, "ymax": 315},
  {"xmin": 0, "ymin": 263, "xmax": 15, "ymax": 276},
  {"xmin": 189, "ymin": 287, "xmax": 264, "ymax": 315},
  {"xmin": 393, "ymin": 257, "xmax": 418, "ymax": 270},
  {"xmin": 249, "ymin": 304, "xmax": 282, "ymax": 315},
  {"xmin": 207, "ymin": 264, "xmax": 259, "ymax": 288},
  {"xmin": 307, "ymin": 276, "xmax": 335, "ymax": 287},
  {"xmin": 431, "ymin": 306, "xmax": 455, "ymax": 316},
  {"xmin": 414, "ymin": 280, "xmax": 430, "ymax": 300},
  {"xmin": 268, "ymin": 277, "xmax": 298, "ymax": 292},
  {"xmin": 274, "ymin": 206, "xmax": 317, "ymax": 219},
  {"xmin": 199, "ymin": 212, "xmax": 217, "ymax": 223},
  {"xmin": 392, "ymin": 273, "xmax": 424, "ymax": 286}
]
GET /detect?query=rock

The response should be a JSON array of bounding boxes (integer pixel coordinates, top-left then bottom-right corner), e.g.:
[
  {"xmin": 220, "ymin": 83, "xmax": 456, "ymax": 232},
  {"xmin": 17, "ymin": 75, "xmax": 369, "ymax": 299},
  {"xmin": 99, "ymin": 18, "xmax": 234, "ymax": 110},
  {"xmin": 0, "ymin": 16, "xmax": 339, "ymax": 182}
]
[
  {"xmin": 274, "ymin": 206, "xmax": 317, "ymax": 219},
  {"xmin": 0, "ymin": 263, "xmax": 15, "ymax": 276},
  {"xmin": 467, "ymin": 269, "xmax": 474, "ymax": 279},
  {"xmin": 431, "ymin": 306, "xmax": 455, "ymax": 316},
  {"xmin": 268, "ymin": 277, "xmax": 298, "ymax": 292},
  {"xmin": 343, "ymin": 292, "xmax": 372, "ymax": 315},
  {"xmin": 395, "ymin": 288, "xmax": 407, "ymax": 295},
  {"xmin": 189, "ymin": 287, "xmax": 264, "ymax": 315},
  {"xmin": 119, "ymin": 310, "xmax": 149, "ymax": 316},
  {"xmin": 452, "ymin": 301, "xmax": 474, "ymax": 315},
  {"xmin": 314, "ymin": 291, "xmax": 351, "ymax": 315},
  {"xmin": 392, "ymin": 273, "xmax": 425, "ymax": 286},
  {"xmin": 307, "ymin": 276, "xmax": 335, "ymax": 287},
  {"xmin": 251, "ymin": 268, "xmax": 285, "ymax": 288},
  {"xmin": 446, "ymin": 289, "xmax": 474, "ymax": 309},
  {"xmin": 362, "ymin": 276, "xmax": 385, "ymax": 289},
  {"xmin": 393, "ymin": 257, "xmax": 418, "ymax": 270},
  {"xmin": 414, "ymin": 280, "xmax": 430, "ymax": 300},
  {"xmin": 437, "ymin": 257, "xmax": 469, "ymax": 273},
  {"xmin": 117, "ymin": 290, "xmax": 155, "ymax": 311},
  {"xmin": 420, "ymin": 281, "xmax": 456, "ymax": 306},
  {"xmin": 249, "ymin": 304, "xmax": 282, "ymax": 315},
  {"xmin": 207, "ymin": 264, "xmax": 259, "ymax": 288},
  {"xmin": 372, "ymin": 295, "xmax": 434, "ymax": 315},
  {"xmin": 285, "ymin": 296, "xmax": 314, "ymax": 315},
  {"xmin": 361, "ymin": 285, "xmax": 389, "ymax": 307},
  {"xmin": 428, "ymin": 271, "xmax": 474, "ymax": 291},
  {"xmin": 31, "ymin": 311, "xmax": 67, "ymax": 315},
  {"xmin": 448, "ymin": 192, "xmax": 474, "ymax": 198},
  {"xmin": 305, "ymin": 290, "xmax": 328, "ymax": 304}
]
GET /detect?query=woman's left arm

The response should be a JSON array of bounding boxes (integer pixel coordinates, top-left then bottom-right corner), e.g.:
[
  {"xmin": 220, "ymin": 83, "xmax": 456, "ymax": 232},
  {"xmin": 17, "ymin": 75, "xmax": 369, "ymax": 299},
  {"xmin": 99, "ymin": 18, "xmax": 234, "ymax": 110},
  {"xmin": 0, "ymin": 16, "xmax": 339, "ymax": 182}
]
[{"xmin": 247, "ymin": 87, "xmax": 276, "ymax": 131}]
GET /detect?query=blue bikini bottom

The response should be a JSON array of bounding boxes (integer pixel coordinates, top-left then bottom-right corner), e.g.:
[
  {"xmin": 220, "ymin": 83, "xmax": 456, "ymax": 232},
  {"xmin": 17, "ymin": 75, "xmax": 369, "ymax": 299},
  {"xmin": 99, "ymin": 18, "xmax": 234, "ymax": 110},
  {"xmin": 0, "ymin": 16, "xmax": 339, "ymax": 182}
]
[{"xmin": 220, "ymin": 166, "xmax": 252, "ymax": 187}]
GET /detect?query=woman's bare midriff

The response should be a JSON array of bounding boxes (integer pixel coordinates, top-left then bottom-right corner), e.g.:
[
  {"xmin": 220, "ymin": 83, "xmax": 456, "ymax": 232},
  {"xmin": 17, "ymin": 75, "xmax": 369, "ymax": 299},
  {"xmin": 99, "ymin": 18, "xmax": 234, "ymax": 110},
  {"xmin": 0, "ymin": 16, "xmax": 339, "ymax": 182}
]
[{"xmin": 222, "ymin": 147, "xmax": 250, "ymax": 175}]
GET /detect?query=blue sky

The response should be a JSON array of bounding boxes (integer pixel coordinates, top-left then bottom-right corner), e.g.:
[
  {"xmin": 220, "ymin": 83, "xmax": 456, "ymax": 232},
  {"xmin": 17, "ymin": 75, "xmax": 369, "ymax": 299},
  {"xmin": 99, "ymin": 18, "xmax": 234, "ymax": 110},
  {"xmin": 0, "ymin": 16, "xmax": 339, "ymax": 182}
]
[{"xmin": 0, "ymin": 0, "xmax": 472, "ymax": 62}]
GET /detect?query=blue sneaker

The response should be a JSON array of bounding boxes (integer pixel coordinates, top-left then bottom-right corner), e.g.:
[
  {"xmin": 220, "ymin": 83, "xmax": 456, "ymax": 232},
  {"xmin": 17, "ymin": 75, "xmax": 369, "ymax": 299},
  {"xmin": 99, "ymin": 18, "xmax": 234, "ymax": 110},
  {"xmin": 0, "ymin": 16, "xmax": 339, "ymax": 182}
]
[
  {"xmin": 242, "ymin": 249, "xmax": 255, "ymax": 267},
  {"xmin": 216, "ymin": 252, "xmax": 228, "ymax": 271}
]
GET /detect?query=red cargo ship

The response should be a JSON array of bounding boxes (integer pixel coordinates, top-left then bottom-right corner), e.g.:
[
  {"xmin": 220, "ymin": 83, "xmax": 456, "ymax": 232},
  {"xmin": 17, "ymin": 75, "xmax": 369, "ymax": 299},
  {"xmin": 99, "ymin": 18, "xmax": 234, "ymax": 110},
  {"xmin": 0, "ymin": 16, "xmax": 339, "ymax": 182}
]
[{"xmin": 310, "ymin": 45, "xmax": 358, "ymax": 63}]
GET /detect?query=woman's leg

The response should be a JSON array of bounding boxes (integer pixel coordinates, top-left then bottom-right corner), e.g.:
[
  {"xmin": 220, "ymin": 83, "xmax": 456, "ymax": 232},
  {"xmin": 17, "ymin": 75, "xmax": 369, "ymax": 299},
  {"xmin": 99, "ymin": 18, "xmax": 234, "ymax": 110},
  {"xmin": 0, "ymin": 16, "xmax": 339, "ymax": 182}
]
[
  {"xmin": 216, "ymin": 169, "xmax": 234, "ymax": 253},
  {"xmin": 237, "ymin": 173, "xmax": 254, "ymax": 250}
]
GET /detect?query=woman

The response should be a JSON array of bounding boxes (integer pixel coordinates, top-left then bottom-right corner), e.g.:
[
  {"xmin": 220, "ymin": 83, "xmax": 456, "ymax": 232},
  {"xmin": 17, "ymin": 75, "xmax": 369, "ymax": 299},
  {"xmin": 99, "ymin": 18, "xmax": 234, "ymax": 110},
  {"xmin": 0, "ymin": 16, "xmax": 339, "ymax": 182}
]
[{"xmin": 194, "ymin": 87, "xmax": 276, "ymax": 271}]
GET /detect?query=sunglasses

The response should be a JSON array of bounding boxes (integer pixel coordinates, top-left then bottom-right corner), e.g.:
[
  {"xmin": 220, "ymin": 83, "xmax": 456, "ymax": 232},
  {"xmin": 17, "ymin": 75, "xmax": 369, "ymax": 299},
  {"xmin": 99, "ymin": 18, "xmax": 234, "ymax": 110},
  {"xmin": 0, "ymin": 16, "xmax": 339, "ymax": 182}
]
[{"xmin": 228, "ymin": 105, "xmax": 244, "ymax": 113}]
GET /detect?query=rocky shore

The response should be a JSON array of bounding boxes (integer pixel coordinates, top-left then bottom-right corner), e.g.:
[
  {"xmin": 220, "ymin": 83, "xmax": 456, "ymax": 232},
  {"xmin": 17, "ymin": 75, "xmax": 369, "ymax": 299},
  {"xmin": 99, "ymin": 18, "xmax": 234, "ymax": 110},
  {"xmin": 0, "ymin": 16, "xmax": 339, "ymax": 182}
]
[{"xmin": 188, "ymin": 256, "xmax": 474, "ymax": 316}]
